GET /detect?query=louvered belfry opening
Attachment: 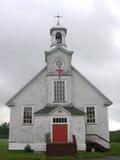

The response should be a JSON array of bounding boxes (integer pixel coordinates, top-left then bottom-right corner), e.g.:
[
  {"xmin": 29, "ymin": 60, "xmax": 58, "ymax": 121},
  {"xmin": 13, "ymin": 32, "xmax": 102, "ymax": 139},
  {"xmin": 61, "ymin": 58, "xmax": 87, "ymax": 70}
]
[{"xmin": 56, "ymin": 32, "xmax": 62, "ymax": 44}]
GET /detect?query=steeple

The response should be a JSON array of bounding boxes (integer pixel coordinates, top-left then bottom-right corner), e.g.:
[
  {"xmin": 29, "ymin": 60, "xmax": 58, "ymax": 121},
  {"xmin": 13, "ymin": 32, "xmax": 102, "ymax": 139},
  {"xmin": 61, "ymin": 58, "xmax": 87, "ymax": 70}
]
[{"xmin": 50, "ymin": 14, "xmax": 67, "ymax": 48}]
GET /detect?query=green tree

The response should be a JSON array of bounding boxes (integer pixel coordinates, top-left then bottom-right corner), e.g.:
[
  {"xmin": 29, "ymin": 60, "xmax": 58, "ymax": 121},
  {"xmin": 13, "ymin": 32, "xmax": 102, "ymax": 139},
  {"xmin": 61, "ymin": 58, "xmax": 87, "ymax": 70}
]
[
  {"xmin": 110, "ymin": 130, "xmax": 120, "ymax": 143},
  {"xmin": 0, "ymin": 122, "xmax": 9, "ymax": 138}
]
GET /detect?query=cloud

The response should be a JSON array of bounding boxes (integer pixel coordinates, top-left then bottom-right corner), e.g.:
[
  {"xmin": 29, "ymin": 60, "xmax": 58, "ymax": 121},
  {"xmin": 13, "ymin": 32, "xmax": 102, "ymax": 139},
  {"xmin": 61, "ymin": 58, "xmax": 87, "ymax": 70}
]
[
  {"xmin": 109, "ymin": 104, "xmax": 120, "ymax": 123},
  {"xmin": 109, "ymin": 119, "xmax": 120, "ymax": 131},
  {"xmin": 0, "ymin": 105, "xmax": 10, "ymax": 124},
  {"xmin": 112, "ymin": 29, "xmax": 120, "ymax": 48},
  {"xmin": 106, "ymin": 0, "xmax": 120, "ymax": 17},
  {"xmin": 0, "ymin": 0, "xmax": 120, "ymax": 130}
]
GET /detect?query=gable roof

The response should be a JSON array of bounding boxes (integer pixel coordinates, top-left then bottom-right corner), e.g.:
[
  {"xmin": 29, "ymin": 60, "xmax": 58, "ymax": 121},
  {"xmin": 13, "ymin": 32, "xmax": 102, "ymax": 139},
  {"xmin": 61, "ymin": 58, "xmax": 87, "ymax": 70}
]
[
  {"xmin": 6, "ymin": 66, "xmax": 47, "ymax": 106},
  {"xmin": 44, "ymin": 46, "xmax": 73, "ymax": 62},
  {"xmin": 34, "ymin": 105, "xmax": 85, "ymax": 116},
  {"xmin": 72, "ymin": 66, "xmax": 112, "ymax": 106},
  {"xmin": 6, "ymin": 64, "xmax": 112, "ymax": 107}
]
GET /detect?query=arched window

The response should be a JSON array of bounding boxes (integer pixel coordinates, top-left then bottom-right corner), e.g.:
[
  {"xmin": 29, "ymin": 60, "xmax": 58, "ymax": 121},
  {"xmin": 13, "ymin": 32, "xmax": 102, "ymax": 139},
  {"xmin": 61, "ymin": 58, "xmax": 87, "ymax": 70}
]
[{"xmin": 56, "ymin": 32, "xmax": 62, "ymax": 44}]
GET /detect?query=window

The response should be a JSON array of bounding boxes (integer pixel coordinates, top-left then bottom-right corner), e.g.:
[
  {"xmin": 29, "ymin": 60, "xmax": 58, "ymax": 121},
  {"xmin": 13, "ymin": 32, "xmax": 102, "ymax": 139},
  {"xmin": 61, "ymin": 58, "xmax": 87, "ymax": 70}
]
[
  {"xmin": 23, "ymin": 107, "xmax": 32, "ymax": 124},
  {"xmin": 86, "ymin": 106, "xmax": 96, "ymax": 124},
  {"xmin": 53, "ymin": 118, "xmax": 67, "ymax": 123},
  {"xmin": 54, "ymin": 81, "xmax": 65, "ymax": 102}
]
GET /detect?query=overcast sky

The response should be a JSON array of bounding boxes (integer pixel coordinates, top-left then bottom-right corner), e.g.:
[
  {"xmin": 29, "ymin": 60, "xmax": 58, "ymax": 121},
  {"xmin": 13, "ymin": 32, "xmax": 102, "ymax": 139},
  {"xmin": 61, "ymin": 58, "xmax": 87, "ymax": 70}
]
[{"xmin": 0, "ymin": 0, "xmax": 120, "ymax": 130}]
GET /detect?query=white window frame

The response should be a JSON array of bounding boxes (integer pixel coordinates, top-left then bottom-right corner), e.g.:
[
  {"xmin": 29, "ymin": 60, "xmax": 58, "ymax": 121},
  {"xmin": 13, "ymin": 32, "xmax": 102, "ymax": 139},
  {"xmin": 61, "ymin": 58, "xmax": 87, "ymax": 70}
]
[
  {"xmin": 85, "ymin": 105, "xmax": 97, "ymax": 124},
  {"xmin": 22, "ymin": 106, "xmax": 34, "ymax": 125},
  {"xmin": 52, "ymin": 117, "xmax": 67, "ymax": 124},
  {"xmin": 52, "ymin": 80, "xmax": 67, "ymax": 103}
]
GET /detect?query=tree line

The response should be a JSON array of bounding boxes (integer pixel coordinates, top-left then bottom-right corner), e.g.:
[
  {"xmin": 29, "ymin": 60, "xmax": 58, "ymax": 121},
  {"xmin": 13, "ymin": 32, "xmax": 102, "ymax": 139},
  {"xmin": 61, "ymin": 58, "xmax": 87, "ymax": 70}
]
[
  {"xmin": 0, "ymin": 122, "xmax": 9, "ymax": 138},
  {"xmin": 110, "ymin": 130, "xmax": 120, "ymax": 143}
]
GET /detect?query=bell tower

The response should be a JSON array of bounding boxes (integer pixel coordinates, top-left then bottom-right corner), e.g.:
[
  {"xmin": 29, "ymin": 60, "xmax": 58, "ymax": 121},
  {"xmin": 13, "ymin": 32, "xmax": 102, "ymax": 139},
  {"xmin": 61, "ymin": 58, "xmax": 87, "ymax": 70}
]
[
  {"xmin": 50, "ymin": 14, "xmax": 67, "ymax": 48},
  {"xmin": 45, "ymin": 15, "xmax": 73, "ymax": 74},
  {"xmin": 45, "ymin": 15, "xmax": 73, "ymax": 105}
]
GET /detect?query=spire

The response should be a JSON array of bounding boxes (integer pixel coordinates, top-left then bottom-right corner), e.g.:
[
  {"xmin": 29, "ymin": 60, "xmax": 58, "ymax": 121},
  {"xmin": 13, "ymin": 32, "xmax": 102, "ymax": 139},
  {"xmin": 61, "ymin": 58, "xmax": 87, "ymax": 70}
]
[
  {"xmin": 54, "ymin": 13, "xmax": 62, "ymax": 25},
  {"xmin": 50, "ymin": 14, "xmax": 67, "ymax": 48}
]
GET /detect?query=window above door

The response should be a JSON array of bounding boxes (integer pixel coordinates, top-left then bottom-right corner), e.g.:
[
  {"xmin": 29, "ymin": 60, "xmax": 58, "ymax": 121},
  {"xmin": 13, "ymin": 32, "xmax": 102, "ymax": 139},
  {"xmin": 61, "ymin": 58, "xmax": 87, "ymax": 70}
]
[{"xmin": 53, "ymin": 117, "xmax": 67, "ymax": 124}]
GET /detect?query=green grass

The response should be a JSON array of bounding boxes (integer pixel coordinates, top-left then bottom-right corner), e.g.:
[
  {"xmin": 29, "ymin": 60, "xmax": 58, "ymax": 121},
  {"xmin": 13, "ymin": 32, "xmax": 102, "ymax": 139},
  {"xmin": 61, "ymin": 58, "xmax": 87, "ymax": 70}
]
[
  {"xmin": 0, "ymin": 139, "xmax": 47, "ymax": 160},
  {"xmin": 77, "ymin": 143, "xmax": 120, "ymax": 159},
  {"xmin": 0, "ymin": 139, "xmax": 120, "ymax": 160},
  {"xmin": 105, "ymin": 143, "xmax": 120, "ymax": 156}
]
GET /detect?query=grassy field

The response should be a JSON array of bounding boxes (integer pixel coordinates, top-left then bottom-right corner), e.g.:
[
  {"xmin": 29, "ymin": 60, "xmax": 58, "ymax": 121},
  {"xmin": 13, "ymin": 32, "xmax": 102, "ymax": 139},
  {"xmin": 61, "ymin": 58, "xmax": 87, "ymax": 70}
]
[{"xmin": 0, "ymin": 139, "xmax": 120, "ymax": 160}]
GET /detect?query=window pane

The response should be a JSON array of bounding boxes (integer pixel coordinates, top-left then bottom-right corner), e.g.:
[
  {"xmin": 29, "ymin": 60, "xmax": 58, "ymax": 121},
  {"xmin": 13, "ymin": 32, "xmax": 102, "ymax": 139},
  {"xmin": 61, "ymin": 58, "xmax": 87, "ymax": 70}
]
[
  {"xmin": 54, "ymin": 81, "xmax": 65, "ymax": 102},
  {"xmin": 86, "ymin": 107, "xmax": 95, "ymax": 123},
  {"xmin": 53, "ymin": 118, "xmax": 55, "ymax": 123},
  {"xmin": 23, "ymin": 107, "xmax": 32, "ymax": 124},
  {"xmin": 53, "ymin": 118, "xmax": 67, "ymax": 123}
]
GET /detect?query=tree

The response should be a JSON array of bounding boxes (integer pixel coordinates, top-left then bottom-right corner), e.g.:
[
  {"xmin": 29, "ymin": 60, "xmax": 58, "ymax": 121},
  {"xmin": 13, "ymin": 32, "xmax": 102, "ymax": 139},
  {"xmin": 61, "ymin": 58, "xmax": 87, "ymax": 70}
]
[
  {"xmin": 0, "ymin": 122, "xmax": 9, "ymax": 138},
  {"xmin": 110, "ymin": 130, "xmax": 120, "ymax": 142}
]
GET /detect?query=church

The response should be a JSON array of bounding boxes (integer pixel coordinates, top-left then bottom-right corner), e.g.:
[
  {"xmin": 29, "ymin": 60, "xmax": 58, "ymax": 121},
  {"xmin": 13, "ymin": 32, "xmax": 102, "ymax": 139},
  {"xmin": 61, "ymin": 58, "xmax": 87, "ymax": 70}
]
[{"xmin": 6, "ymin": 18, "xmax": 112, "ymax": 156}]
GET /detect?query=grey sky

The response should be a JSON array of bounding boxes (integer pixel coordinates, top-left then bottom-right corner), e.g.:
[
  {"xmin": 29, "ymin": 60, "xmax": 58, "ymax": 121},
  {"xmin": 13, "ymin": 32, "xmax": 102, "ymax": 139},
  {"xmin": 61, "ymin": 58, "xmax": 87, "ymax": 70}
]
[{"xmin": 0, "ymin": 0, "xmax": 120, "ymax": 130}]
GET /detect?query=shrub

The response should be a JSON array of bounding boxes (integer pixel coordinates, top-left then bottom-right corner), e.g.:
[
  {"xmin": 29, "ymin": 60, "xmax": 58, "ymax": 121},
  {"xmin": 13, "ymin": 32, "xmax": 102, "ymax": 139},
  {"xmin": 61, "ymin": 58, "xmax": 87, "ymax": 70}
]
[{"xmin": 24, "ymin": 144, "xmax": 33, "ymax": 152}]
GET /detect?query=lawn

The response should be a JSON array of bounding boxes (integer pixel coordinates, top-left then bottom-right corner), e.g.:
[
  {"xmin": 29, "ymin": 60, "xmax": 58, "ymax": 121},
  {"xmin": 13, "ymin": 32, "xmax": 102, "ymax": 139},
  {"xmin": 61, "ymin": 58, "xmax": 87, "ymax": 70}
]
[
  {"xmin": 0, "ymin": 139, "xmax": 120, "ymax": 160},
  {"xmin": 0, "ymin": 139, "xmax": 46, "ymax": 160}
]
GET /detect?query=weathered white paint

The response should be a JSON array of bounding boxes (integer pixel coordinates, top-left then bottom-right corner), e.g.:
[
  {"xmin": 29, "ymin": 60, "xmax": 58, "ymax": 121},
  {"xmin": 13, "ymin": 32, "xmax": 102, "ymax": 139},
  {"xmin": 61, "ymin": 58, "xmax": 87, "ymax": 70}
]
[
  {"xmin": 86, "ymin": 134, "xmax": 109, "ymax": 149},
  {"xmin": 50, "ymin": 106, "xmax": 71, "ymax": 116},
  {"xmin": 8, "ymin": 64, "xmax": 110, "ymax": 150},
  {"xmin": 9, "ymin": 142, "xmax": 46, "ymax": 151},
  {"xmin": 46, "ymin": 48, "xmax": 72, "ymax": 75},
  {"xmin": 72, "ymin": 67, "xmax": 110, "ymax": 148},
  {"xmin": 70, "ymin": 116, "xmax": 86, "ymax": 150},
  {"xmin": 7, "ymin": 24, "xmax": 111, "ymax": 151}
]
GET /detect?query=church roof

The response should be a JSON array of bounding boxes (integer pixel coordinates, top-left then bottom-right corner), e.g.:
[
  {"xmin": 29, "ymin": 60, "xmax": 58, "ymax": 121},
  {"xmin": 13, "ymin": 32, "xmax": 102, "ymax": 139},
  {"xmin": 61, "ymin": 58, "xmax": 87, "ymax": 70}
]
[
  {"xmin": 45, "ymin": 46, "xmax": 73, "ymax": 62},
  {"xmin": 72, "ymin": 66, "xmax": 113, "ymax": 106},
  {"xmin": 34, "ymin": 105, "xmax": 85, "ymax": 116},
  {"xmin": 45, "ymin": 46, "xmax": 73, "ymax": 55},
  {"xmin": 50, "ymin": 24, "xmax": 67, "ymax": 35},
  {"xmin": 6, "ymin": 65, "xmax": 112, "ymax": 107},
  {"xmin": 6, "ymin": 66, "xmax": 47, "ymax": 106}
]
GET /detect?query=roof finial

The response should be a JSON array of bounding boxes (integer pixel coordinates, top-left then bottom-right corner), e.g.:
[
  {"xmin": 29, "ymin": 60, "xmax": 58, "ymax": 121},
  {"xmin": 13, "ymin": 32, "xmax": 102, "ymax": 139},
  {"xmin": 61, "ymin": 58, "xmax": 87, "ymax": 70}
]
[{"xmin": 54, "ymin": 13, "xmax": 62, "ymax": 25}]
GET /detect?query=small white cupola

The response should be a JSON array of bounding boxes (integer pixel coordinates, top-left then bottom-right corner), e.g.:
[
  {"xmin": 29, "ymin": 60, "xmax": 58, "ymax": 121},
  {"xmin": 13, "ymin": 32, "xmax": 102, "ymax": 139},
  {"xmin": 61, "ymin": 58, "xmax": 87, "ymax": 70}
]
[{"xmin": 50, "ymin": 14, "xmax": 67, "ymax": 48}]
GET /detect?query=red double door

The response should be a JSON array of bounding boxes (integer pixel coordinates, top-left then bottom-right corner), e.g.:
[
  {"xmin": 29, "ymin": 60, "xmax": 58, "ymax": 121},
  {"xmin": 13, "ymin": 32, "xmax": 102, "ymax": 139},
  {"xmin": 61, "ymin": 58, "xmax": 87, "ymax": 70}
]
[{"xmin": 52, "ymin": 124, "xmax": 68, "ymax": 143}]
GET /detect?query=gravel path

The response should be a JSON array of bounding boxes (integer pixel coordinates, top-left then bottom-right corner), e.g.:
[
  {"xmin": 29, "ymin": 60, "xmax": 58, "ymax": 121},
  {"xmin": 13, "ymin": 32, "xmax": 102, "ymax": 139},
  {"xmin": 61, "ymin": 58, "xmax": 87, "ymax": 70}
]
[{"xmin": 81, "ymin": 156, "xmax": 120, "ymax": 160}]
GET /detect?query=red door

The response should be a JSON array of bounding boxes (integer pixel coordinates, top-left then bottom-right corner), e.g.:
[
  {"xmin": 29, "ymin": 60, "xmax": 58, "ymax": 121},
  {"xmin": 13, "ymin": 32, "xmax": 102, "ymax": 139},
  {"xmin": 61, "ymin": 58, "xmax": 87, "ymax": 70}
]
[{"xmin": 52, "ymin": 124, "xmax": 68, "ymax": 143}]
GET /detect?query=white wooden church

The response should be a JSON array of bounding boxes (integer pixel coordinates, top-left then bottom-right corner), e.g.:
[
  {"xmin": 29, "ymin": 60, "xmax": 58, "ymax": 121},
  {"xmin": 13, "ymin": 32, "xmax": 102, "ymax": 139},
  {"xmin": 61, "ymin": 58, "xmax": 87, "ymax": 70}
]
[{"xmin": 6, "ymin": 18, "xmax": 112, "ymax": 155}]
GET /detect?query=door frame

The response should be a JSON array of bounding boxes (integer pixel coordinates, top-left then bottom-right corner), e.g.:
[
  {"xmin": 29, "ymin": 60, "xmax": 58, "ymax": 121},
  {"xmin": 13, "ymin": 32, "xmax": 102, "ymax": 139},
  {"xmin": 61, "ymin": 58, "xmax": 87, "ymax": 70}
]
[{"xmin": 51, "ymin": 116, "xmax": 69, "ymax": 143}]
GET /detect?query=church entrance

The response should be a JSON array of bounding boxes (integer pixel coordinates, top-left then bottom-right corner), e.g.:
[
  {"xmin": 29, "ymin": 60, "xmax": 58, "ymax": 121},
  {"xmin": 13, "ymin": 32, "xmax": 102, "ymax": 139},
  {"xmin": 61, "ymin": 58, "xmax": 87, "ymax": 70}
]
[{"xmin": 52, "ymin": 117, "xmax": 68, "ymax": 143}]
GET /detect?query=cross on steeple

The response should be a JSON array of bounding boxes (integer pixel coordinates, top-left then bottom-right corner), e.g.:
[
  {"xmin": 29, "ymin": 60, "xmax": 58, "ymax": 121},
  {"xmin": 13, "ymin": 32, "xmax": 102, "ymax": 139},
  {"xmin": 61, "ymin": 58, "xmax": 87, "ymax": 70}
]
[{"xmin": 54, "ymin": 13, "xmax": 62, "ymax": 25}]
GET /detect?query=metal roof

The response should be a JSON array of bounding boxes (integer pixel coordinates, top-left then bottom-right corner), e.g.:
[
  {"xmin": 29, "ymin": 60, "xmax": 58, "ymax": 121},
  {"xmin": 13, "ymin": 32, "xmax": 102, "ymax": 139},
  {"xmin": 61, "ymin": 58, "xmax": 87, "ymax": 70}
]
[{"xmin": 34, "ymin": 105, "xmax": 85, "ymax": 116}]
